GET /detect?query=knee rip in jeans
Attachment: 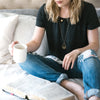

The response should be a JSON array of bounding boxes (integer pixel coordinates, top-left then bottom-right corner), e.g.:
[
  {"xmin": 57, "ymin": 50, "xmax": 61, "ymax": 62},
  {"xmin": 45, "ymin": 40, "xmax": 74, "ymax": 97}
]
[
  {"xmin": 81, "ymin": 49, "xmax": 97, "ymax": 60},
  {"xmin": 84, "ymin": 54, "xmax": 97, "ymax": 59},
  {"xmin": 78, "ymin": 49, "xmax": 98, "ymax": 62}
]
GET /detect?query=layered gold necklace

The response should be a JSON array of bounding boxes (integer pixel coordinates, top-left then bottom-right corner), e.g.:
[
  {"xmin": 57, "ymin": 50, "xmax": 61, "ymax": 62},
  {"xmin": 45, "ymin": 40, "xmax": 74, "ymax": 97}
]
[{"xmin": 58, "ymin": 18, "xmax": 70, "ymax": 50}]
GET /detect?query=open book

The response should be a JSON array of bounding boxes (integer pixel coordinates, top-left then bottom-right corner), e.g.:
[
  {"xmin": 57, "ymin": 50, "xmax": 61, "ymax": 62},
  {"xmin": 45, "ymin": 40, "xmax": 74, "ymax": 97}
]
[{"xmin": 2, "ymin": 75, "xmax": 75, "ymax": 100}]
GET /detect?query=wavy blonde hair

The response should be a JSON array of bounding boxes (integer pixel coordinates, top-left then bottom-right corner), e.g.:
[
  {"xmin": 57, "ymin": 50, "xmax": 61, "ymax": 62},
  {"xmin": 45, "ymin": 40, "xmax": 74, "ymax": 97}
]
[{"xmin": 45, "ymin": 0, "xmax": 83, "ymax": 24}]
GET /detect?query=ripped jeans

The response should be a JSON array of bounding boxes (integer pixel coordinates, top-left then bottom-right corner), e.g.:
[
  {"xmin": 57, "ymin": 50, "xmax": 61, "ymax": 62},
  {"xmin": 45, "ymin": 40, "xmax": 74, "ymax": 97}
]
[{"xmin": 19, "ymin": 49, "xmax": 100, "ymax": 100}]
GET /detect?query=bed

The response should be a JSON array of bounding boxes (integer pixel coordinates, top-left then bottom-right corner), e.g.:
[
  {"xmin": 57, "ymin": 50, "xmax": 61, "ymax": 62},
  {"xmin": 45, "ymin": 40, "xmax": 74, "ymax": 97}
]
[{"xmin": 0, "ymin": 0, "xmax": 100, "ymax": 100}]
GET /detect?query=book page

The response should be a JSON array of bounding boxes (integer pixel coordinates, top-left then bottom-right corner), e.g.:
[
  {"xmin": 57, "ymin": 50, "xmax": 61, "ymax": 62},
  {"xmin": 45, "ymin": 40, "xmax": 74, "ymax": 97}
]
[
  {"xmin": 3, "ymin": 74, "xmax": 75, "ymax": 100},
  {"xmin": 33, "ymin": 83, "xmax": 75, "ymax": 100}
]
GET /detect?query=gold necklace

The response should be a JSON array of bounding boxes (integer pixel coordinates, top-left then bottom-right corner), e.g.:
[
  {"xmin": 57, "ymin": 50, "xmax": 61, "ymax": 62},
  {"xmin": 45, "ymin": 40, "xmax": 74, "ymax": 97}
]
[{"xmin": 58, "ymin": 18, "xmax": 70, "ymax": 50}]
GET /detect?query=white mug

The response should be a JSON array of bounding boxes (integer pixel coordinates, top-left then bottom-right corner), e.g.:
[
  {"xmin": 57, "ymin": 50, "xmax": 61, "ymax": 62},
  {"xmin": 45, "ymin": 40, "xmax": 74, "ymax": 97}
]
[{"xmin": 13, "ymin": 43, "xmax": 27, "ymax": 63}]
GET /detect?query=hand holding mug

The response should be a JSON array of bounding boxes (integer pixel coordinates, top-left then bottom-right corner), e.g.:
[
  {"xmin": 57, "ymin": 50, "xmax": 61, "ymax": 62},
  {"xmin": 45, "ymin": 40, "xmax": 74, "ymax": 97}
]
[
  {"xmin": 9, "ymin": 41, "xmax": 19, "ymax": 56},
  {"xmin": 9, "ymin": 41, "xmax": 27, "ymax": 63}
]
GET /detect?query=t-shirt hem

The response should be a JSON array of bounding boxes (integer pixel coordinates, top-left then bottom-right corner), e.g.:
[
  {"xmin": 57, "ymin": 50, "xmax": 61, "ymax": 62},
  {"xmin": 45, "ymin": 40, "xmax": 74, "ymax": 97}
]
[
  {"xmin": 36, "ymin": 24, "xmax": 45, "ymax": 28},
  {"xmin": 87, "ymin": 24, "xmax": 100, "ymax": 30}
]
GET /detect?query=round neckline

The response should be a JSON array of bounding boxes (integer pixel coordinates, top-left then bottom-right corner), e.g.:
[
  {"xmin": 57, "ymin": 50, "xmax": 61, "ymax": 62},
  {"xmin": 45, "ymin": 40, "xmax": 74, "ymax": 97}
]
[{"xmin": 59, "ymin": 16, "xmax": 70, "ymax": 20}]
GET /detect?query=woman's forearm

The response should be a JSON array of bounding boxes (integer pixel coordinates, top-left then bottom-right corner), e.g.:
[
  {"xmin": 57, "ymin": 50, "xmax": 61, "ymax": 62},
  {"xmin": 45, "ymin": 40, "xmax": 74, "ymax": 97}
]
[
  {"xmin": 76, "ymin": 28, "xmax": 99, "ymax": 55},
  {"xmin": 26, "ymin": 40, "xmax": 40, "ymax": 53},
  {"xmin": 76, "ymin": 42, "xmax": 99, "ymax": 55}
]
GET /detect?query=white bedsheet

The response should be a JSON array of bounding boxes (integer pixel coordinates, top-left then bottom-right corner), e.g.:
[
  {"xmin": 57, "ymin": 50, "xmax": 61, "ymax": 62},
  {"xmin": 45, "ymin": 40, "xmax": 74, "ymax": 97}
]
[{"xmin": 0, "ymin": 64, "xmax": 28, "ymax": 100}]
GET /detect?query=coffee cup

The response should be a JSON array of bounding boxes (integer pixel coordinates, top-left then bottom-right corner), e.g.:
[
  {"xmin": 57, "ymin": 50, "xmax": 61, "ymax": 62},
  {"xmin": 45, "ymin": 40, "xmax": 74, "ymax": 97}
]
[{"xmin": 13, "ymin": 43, "xmax": 27, "ymax": 63}]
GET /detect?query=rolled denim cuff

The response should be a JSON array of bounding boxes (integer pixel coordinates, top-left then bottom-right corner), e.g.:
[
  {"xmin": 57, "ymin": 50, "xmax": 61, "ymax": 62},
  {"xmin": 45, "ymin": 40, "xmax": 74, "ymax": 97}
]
[
  {"xmin": 56, "ymin": 73, "xmax": 68, "ymax": 84},
  {"xmin": 84, "ymin": 89, "xmax": 100, "ymax": 100}
]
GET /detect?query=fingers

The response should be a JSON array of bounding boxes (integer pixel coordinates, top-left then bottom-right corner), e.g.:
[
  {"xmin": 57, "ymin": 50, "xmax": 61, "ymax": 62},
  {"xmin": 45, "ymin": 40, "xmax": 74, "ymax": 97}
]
[
  {"xmin": 64, "ymin": 58, "xmax": 72, "ymax": 70},
  {"xmin": 9, "ymin": 41, "xmax": 19, "ymax": 56},
  {"xmin": 63, "ymin": 57, "xmax": 72, "ymax": 70},
  {"xmin": 62, "ymin": 55, "xmax": 75, "ymax": 70},
  {"xmin": 71, "ymin": 59, "xmax": 75, "ymax": 69}
]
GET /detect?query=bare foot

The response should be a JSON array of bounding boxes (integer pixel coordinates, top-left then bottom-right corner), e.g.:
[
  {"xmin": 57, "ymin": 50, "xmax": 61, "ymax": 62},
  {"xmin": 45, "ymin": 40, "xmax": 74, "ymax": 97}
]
[
  {"xmin": 89, "ymin": 96, "xmax": 100, "ymax": 100},
  {"xmin": 60, "ymin": 80, "xmax": 84, "ymax": 100}
]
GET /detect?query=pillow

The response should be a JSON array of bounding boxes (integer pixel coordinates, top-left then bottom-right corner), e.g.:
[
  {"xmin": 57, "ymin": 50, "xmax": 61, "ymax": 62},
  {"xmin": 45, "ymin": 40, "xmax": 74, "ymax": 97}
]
[
  {"xmin": 14, "ymin": 14, "xmax": 49, "ymax": 56},
  {"xmin": 14, "ymin": 15, "xmax": 36, "ymax": 43},
  {"xmin": 0, "ymin": 13, "xmax": 18, "ymax": 57}
]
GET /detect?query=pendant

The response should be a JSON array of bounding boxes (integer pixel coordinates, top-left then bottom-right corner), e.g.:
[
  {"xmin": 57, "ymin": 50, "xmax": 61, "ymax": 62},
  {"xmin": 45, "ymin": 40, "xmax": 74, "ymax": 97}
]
[{"xmin": 62, "ymin": 43, "xmax": 66, "ymax": 49}]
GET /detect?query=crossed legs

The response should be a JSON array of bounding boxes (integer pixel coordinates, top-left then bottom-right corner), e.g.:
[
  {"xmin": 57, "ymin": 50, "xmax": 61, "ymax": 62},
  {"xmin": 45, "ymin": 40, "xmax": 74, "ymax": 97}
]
[{"xmin": 19, "ymin": 49, "xmax": 100, "ymax": 100}]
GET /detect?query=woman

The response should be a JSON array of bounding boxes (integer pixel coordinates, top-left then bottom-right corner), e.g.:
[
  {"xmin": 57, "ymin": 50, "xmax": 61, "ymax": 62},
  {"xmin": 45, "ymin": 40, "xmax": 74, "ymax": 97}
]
[{"xmin": 10, "ymin": 0, "xmax": 100, "ymax": 100}]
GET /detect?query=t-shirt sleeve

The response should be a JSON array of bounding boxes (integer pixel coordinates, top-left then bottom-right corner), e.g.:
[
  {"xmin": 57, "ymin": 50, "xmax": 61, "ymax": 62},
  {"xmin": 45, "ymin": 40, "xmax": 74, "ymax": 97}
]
[
  {"xmin": 36, "ymin": 4, "xmax": 46, "ymax": 28},
  {"xmin": 86, "ymin": 4, "xmax": 100, "ymax": 30}
]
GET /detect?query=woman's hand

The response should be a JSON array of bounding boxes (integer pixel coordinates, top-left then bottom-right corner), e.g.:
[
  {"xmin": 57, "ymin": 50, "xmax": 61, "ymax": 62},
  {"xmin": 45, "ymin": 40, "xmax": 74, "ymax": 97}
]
[
  {"xmin": 62, "ymin": 49, "xmax": 80, "ymax": 70},
  {"xmin": 9, "ymin": 41, "xmax": 19, "ymax": 56}
]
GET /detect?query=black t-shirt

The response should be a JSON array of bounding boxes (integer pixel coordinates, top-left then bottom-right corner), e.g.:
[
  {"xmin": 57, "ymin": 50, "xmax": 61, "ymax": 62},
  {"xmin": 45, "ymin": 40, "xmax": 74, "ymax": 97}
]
[{"xmin": 36, "ymin": 1, "xmax": 100, "ymax": 60}]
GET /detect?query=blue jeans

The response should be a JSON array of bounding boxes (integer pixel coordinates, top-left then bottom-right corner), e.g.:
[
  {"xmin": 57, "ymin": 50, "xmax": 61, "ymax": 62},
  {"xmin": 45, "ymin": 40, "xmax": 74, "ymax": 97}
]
[{"xmin": 19, "ymin": 49, "xmax": 100, "ymax": 100}]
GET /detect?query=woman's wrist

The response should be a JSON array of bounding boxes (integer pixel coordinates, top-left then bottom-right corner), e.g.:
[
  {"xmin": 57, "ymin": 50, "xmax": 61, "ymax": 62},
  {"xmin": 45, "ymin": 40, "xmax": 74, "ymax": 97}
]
[{"xmin": 75, "ymin": 49, "xmax": 82, "ymax": 55}]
